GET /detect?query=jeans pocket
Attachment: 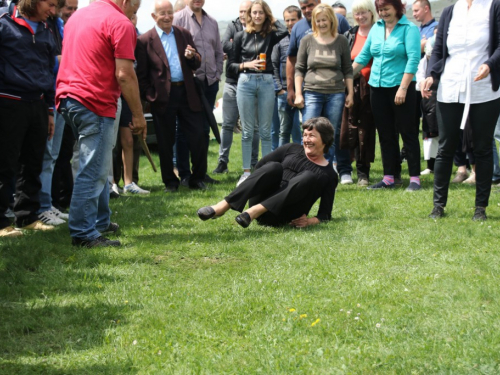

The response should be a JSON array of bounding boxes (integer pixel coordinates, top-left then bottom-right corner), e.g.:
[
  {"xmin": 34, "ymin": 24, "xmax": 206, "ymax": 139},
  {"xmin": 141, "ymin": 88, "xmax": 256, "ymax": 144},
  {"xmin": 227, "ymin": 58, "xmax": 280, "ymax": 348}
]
[{"xmin": 238, "ymin": 73, "xmax": 251, "ymax": 84}]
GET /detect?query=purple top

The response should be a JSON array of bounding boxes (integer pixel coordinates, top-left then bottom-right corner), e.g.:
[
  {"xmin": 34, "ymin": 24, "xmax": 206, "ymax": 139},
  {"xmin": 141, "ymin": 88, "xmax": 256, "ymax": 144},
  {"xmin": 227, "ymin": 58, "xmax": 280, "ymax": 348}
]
[{"xmin": 173, "ymin": 6, "xmax": 223, "ymax": 86}]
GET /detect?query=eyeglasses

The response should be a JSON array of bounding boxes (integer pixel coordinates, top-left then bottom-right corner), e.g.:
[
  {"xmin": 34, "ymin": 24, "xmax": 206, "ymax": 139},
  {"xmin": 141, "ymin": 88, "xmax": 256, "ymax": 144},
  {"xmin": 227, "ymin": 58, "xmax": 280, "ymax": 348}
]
[{"xmin": 354, "ymin": 10, "xmax": 370, "ymax": 16}]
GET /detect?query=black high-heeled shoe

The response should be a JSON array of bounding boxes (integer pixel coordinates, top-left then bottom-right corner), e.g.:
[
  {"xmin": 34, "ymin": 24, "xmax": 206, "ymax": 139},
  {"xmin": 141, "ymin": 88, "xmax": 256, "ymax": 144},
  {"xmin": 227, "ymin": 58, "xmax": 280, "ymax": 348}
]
[
  {"xmin": 197, "ymin": 206, "xmax": 217, "ymax": 221},
  {"xmin": 235, "ymin": 212, "xmax": 252, "ymax": 228}
]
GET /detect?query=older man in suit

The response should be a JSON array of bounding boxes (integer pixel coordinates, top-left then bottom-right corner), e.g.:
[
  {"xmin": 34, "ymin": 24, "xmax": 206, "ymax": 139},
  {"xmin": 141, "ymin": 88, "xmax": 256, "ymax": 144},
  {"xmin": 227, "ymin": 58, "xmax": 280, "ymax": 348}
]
[{"xmin": 135, "ymin": 0, "xmax": 207, "ymax": 192}]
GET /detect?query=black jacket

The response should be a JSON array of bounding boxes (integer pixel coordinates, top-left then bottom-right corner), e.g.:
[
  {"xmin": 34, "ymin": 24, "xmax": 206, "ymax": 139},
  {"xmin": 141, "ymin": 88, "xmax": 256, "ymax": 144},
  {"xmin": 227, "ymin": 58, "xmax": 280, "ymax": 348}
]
[
  {"xmin": 228, "ymin": 21, "xmax": 288, "ymax": 78},
  {"xmin": 429, "ymin": 0, "xmax": 500, "ymax": 92},
  {"xmin": 0, "ymin": 6, "xmax": 56, "ymax": 110},
  {"xmin": 222, "ymin": 17, "xmax": 244, "ymax": 84}
]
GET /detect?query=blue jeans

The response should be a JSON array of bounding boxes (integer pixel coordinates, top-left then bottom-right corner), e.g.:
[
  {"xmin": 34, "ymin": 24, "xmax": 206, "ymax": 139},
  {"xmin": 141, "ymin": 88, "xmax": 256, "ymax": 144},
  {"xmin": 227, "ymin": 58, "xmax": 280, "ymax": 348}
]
[
  {"xmin": 177, "ymin": 79, "xmax": 219, "ymax": 179},
  {"xmin": 277, "ymin": 92, "xmax": 301, "ymax": 147},
  {"xmin": 237, "ymin": 73, "xmax": 275, "ymax": 170},
  {"xmin": 301, "ymin": 91, "xmax": 352, "ymax": 177},
  {"xmin": 493, "ymin": 115, "xmax": 500, "ymax": 181},
  {"xmin": 38, "ymin": 111, "xmax": 65, "ymax": 213},
  {"xmin": 218, "ymin": 82, "xmax": 260, "ymax": 165},
  {"xmin": 59, "ymin": 98, "xmax": 114, "ymax": 240},
  {"xmin": 271, "ymin": 97, "xmax": 280, "ymax": 151}
]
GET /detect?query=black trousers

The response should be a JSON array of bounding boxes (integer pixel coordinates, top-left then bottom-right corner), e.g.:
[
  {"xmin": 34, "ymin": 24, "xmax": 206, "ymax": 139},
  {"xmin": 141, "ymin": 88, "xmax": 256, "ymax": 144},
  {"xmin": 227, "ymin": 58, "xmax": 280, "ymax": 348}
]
[
  {"xmin": 0, "ymin": 98, "xmax": 48, "ymax": 228},
  {"xmin": 225, "ymin": 162, "xmax": 325, "ymax": 227},
  {"xmin": 52, "ymin": 122, "xmax": 75, "ymax": 210},
  {"xmin": 434, "ymin": 99, "xmax": 500, "ymax": 208},
  {"xmin": 370, "ymin": 82, "xmax": 421, "ymax": 177},
  {"xmin": 151, "ymin": 85, "xmax": 207, "ymax": 188}
]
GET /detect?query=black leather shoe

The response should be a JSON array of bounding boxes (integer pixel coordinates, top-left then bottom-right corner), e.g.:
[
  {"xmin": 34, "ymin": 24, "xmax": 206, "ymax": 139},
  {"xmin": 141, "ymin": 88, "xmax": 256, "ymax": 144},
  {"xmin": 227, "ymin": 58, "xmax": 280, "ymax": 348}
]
[
  {"xmin": 101, "ymin": 222, "xmax": 119, "ymax": 234},
  {"xmin": 235, "ymin": 212, "xmax": 252, "ymax": 228},
  {"xmin": 198, "ymin": 206, "xmax": 218, "ymax": 221},
  {"xmin": 472, "ymin": 207, "xmax": 487, "ymax": 221},
  {"xmin": 164, "ymin": 185, "xmax": 179, "ymax": 193},
  {"xmin": 72, "ymin": 236, "xmax": 121, "ymax": 248},
  {"xmin": 189, "ymin": 181, "xmax": 208, "ymax": 190},
  {"xmin": 204, "ymin": 175, "xmax": 220, "ymax": 184},
  {"xmin": 213, "ymin": 161, "xmax": 228, "ymax": 174},
  {"xmin": 180, "ymin": 178, "xmax": 190, "ymax": 187},
  {"xmin": 428, "ymin": 205, "xmax": 444, "ymax": 219}
]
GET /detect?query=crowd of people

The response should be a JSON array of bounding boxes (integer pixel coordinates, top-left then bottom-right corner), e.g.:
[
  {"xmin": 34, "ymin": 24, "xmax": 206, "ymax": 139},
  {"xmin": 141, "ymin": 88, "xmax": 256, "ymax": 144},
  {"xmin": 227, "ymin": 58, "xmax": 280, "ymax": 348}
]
[{"xmin": 1, "ymin": 0, "xmax": 500, "ymax": 244}]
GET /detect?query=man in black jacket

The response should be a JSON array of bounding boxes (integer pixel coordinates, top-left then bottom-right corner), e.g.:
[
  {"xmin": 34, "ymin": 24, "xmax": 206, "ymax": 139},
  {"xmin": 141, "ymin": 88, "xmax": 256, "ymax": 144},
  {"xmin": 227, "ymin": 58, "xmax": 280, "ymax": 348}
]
[
  {"xmin": 0, "ymin": 0, "xmax": 58, "ymax": 237},
  {"xmin": 213, "ymin": 0, "xmax": 261, "ymax": 174}
]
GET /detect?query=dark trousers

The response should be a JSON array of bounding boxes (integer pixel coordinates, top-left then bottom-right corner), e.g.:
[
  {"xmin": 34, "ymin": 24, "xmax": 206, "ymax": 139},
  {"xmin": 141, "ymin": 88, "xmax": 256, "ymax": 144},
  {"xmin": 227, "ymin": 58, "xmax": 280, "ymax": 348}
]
[
  {"xmin": 151, "ymin": 85, "xmax": 207, "ymax": 188},
  {"xmin": 52, "ymin": 122, "xmax": 75, "ymax": 210},
  {"xmin": 176, "ymin": 78, "xmax": 218, "ymax": 179},
  {"xmin": 434, "ymin": 99, "xmax": 500, "ymax": 208},
  {"xmin": 0, "ymin": 98, "xmax": 48, "ymax": 228},
  {"xmin": 371, "ymin": 83, "xmax": 421, "ymax": 177},
  {"xmin": 225, "ymin": 161, "xmax": 325, "ymax": 227}
]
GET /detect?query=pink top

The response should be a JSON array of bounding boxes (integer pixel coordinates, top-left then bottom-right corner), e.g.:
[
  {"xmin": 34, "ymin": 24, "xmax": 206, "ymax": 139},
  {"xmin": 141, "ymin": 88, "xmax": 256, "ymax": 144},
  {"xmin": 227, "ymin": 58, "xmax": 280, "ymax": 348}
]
[{"xmin": 56, "ymin": 0, "xmax": 136, "ymax": 118}]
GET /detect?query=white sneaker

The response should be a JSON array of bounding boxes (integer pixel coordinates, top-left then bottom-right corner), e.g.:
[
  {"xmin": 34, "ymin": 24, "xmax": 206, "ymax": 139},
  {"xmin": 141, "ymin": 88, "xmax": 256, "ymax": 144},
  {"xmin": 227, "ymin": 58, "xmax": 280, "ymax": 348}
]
[
  {"xmin": 4, "ymin": 208, "xmax": 15, "ymax": 218},
  {"xmin": 124, "ymin": 182, "xmax": 150, "ymax": 194},
  {"xmin": 51, "ymin": 206, "xmax": 69, "ymax": 220},
  {"xmin": 340, "ymin": 174, "xmax": 353, "ymax": 185},
  {"xmin": 420, "ymin": 168, "xmax": 433, "ymax": 175},
  {"xmin": 38, "ymin": 210, "xmax": 65, "ymax": 226},
  {"xmin": 237, "ymin": 173, "xmax": 250, "ymax": 187},
  {"xmin": 111, "ymin": 183, "xmax": 123, "ymax": 195}
]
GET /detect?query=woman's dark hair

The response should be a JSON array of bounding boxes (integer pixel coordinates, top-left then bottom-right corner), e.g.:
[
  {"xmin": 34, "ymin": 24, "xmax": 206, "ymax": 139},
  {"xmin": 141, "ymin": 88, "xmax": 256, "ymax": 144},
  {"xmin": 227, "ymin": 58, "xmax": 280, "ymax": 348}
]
[
  {"xmin": 246, "ymin": 0, "xmax": 276, "ymax": 38},
  {"xmin": 374, "ymin": 0, "xmax": 405, "ymax": 19},
  {"xmin": 302, "ymin": 117, "xmax": 334, "ymax": 154}
]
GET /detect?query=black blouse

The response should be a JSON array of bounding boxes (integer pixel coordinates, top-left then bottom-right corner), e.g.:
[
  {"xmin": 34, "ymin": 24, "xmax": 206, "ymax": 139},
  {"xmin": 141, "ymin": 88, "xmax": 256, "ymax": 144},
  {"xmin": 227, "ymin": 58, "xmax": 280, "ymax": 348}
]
[{"xmin": 255, "ymin": 143, "xmax": 338, "ymax": 221}]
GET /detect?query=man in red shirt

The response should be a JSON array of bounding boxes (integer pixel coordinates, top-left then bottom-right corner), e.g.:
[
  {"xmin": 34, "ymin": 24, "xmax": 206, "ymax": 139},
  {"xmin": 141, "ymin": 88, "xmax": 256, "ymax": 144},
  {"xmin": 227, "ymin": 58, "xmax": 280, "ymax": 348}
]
[{"xmin": 56, "ymin": 0, "xmax": 146, "ymax": 248}]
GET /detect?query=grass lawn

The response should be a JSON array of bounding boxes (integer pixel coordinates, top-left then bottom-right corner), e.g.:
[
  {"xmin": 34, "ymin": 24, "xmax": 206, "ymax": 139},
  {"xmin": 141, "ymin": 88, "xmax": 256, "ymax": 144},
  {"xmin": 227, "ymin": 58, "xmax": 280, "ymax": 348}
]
[{"xmin": 1, "ymin": 135, "xmax": 500, "ymax": 374}]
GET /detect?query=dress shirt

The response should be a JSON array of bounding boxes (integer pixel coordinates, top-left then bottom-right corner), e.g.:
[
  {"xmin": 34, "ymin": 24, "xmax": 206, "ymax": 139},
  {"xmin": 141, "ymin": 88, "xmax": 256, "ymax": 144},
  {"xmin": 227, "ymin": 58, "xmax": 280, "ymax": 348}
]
[
  {"xmin": 437, "ymin": 0, "xmax": 500, "ymax": 127},
  {"xmin": 354, "ymin": 14, "xmax": 420, "ymax": 88},
  {"xmin": 155, "ymin": 25, "xmax": 183, "ymax": 82},
  {"xmin": 173, "ymin": 7, "xmax": 223, "ymax": 85}
]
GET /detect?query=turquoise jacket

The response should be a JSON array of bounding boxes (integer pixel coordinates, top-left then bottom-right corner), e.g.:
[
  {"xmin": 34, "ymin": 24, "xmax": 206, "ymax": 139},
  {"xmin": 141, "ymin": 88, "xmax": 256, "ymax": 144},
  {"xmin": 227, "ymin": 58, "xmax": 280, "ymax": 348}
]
[{"xmin": 354, "ymin": 14, "xmax": 420, "ymax": 88}]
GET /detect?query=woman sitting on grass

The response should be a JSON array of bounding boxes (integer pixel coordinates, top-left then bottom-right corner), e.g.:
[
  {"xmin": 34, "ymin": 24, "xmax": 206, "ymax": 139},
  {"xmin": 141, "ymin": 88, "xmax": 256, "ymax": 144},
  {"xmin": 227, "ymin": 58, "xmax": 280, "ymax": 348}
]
[{"xmin": 197, "ymin": 117, "xmax": 338, "ymax": 228}]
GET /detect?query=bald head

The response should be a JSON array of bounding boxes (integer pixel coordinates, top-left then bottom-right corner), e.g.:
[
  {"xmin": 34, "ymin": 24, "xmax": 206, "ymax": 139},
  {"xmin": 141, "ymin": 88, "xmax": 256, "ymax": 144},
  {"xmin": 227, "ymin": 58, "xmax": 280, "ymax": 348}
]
[
  {"xmin": 239, "ymin": 0, "xmax": 251, "ymax": 26},
  {"xmin": 152, "ymin": 0, "xmax": 174, "ymax": 33},
  {"xmin": 173, "ymin": 0, "xmax": 185, "ymax": 12}
]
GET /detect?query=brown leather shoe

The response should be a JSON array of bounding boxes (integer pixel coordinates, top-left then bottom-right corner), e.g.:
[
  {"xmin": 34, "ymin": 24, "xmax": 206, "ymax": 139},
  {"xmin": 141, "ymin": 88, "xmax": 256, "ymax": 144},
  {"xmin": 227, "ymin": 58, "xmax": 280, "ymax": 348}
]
[{"xmin": 451, "ymin": 171, "xmax": 469, "ymax": 183}]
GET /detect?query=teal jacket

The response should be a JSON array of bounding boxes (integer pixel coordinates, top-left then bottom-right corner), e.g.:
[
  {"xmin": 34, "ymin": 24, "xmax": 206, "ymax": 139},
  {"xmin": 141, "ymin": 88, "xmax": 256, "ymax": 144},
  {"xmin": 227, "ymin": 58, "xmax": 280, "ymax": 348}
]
[{"xmin": 354, "ymin": 14, "xmax": 420, "ymax": 88}]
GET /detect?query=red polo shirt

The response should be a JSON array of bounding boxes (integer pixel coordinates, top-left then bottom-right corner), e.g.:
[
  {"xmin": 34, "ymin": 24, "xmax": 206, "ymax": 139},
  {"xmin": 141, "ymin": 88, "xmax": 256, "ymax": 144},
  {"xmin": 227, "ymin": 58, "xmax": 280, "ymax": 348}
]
[{"xmin": 56, "ymin": 0, "xmax": 136, "ymax": 118}]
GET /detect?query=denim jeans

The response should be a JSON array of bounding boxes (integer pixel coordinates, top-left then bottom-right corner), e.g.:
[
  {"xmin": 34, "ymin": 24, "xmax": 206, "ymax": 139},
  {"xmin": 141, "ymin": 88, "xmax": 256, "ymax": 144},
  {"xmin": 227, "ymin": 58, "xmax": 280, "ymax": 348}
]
[
  {"xmin": 271, "ymin": 97, "xmax": 280, "ymax": 151},
  {"xmin": 277, "ymin": 92, "xmax": 301, "ymax": 147},
  {"xmin": 492, "ymin": 115, "xmax": 500, "ymax": 181},
  {"xmin": 177, "ymin": 79, "xmax": 218, "ymax": 179},
  {"xmin": 218, "ymin": 82, "xmax": 260, "ymax": 165},
  {"xmin": 59, "ymin": 98, "xmax": 114, "ymax": 240},
  {"xmin": 38, "ymin": 111, "xmax": 65, "ymax": 213},
  {"xmin": 237, "ymin": 73, "xmax": 275, "ymax": 170},
  {"xmin": 301, "ymin": 91, "xmax": 352, "ymax": 177}
]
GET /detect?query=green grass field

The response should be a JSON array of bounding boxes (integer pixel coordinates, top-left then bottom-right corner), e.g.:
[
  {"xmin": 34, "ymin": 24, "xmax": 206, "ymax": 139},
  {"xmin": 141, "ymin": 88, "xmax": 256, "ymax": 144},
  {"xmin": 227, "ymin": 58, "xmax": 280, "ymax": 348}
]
[{"xmin": 1, "ymin": 136, "xmax": 500, "ymax": 374}]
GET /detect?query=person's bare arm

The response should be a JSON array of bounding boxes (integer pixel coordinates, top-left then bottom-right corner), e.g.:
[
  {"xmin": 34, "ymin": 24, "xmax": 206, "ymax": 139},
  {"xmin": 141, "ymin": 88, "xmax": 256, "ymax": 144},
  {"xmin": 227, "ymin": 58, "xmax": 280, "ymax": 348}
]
[{"xmin": 115, "ymin": 58, "xmax": 147, "ymax": 138}]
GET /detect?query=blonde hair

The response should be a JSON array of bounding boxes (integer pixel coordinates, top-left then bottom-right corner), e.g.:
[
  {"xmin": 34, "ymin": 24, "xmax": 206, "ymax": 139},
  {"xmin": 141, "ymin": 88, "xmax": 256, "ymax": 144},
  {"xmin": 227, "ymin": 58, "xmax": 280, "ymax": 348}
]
[
  {"xmin": 311, "ymin": 4, "xmax": 338, "ymax": 38},
  {"xmin": 352, "ymin": 0, "xmax": 378, "ymax": 25},
  {"xmin": 245, "ymin": 0, "xmax": 276, "ymax": 37}
]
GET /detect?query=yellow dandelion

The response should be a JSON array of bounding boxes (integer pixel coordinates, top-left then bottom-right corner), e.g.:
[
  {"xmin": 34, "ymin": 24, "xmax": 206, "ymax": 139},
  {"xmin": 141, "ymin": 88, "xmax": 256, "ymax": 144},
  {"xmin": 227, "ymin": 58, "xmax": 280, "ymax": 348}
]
[
  {"xmin": 289, "ymin": 308, "xmax": 296, "ymax": 312},
  {"xmin": 311, "ymin": 318, "xmax": 321, "ymax": 327},
  {"xmin": 299, "ymin": 314, "xmax": 307, "ymax": 319},
  {"xmin": 282, "ymin": 318, "xmax": 286, "ymax": 321}
]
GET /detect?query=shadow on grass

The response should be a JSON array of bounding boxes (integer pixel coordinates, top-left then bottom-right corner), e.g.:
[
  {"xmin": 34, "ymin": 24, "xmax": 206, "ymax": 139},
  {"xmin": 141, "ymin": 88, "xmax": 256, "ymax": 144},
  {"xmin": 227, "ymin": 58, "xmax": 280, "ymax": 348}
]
[
  {"xmin": 0, "ymin": 362, "xmax": 136, "ymax": 375},
  {"xmin": 0, "ymin": 239, "xmax": 138, "ymax": 367}
]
